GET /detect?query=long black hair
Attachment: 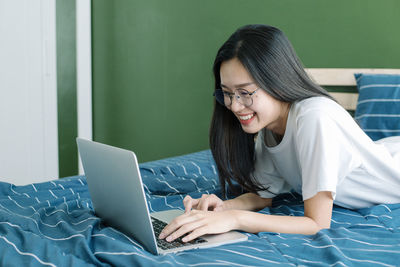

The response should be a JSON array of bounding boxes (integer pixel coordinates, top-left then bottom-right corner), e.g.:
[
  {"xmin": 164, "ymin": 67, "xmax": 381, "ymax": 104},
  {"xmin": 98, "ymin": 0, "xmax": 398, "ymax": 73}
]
[{"xmin": 210, "ymin": 24, "xmax": 333, "ymax": 198}]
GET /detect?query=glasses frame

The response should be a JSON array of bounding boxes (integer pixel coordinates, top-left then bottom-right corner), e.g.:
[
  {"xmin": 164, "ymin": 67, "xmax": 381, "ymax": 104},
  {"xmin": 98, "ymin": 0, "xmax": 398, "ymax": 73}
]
[{"xmin": 213, "ymin": 88, "xmax": 259, "ymax": 107}]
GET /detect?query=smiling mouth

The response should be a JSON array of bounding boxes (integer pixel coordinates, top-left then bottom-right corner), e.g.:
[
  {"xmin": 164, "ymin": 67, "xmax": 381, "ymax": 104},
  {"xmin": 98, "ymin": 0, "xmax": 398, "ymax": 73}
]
[{"xmin": 238, "ymin": 113, "xmax": 255, "ymax": 124}]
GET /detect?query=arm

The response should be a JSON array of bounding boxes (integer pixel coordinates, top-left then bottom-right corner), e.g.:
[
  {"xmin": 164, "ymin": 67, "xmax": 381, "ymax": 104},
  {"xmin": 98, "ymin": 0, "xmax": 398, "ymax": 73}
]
[
  {"xmin": 235, "ymin": 191, "xmax": 333, "ymax": 235},
  {"xmin": 223, "ymin": 192, "xmax": 272, "ymax": 211},
  {"xmin": 183, "ymin": 192, "xmax": 272, "ymax": 213},
  {"xmin": 160, "ymin": 191, "xmax": 333, "ymax": 242}
]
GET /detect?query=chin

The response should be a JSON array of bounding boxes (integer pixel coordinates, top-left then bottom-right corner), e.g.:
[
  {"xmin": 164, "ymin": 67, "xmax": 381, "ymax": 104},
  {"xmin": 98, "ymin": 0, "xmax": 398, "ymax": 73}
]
[{"xmin": 241, "ymin": 125, "xmax": 261, "ymax": 134}]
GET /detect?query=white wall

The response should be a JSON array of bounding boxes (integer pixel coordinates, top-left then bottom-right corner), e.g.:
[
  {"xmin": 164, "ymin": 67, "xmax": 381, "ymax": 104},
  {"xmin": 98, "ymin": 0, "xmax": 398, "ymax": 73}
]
[
  {"xmin": 0, "ymin": 0, "xmax": 58, "ymax": 185},
  {"xmin": 76, "ymin": 0, "xmax": 93, "ymax": 174}
]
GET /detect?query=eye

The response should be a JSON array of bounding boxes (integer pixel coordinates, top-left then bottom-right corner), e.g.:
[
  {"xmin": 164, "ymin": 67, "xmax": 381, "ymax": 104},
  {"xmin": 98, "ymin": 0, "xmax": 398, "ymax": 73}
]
[
  {"xmin": 237, "ymin": 89, "xmax": 250, "ymax": 96},
  {"xmin": 222, "ymin": 91, "xmax": 233, "ymax": 97}
]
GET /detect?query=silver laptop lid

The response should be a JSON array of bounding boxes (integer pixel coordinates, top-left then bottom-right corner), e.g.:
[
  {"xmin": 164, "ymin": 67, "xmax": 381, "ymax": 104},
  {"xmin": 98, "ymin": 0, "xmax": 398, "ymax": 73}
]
[{"xmin": 76, "ymin": 138, "xmax": 158, "ymax": 254}]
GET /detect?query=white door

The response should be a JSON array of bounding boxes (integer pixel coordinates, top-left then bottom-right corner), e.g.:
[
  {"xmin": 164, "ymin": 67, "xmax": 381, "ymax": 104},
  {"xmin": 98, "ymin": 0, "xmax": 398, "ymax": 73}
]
[{"xmin": 0, "ymin": 0, "xmax": 58, "ymax": 185}]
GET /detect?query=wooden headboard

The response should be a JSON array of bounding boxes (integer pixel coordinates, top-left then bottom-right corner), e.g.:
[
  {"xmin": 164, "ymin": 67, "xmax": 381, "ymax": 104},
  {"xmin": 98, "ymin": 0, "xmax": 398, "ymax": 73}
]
[{"xmin": 305, "ymin": 68, "xmax": 400, "ymax": 110}]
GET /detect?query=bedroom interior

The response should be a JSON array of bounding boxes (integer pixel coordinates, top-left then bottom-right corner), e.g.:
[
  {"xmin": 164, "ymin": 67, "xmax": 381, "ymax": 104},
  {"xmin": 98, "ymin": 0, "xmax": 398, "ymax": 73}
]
[
  {"xmin": 0, "ymin": 0, "xmax": 400, "ymax": 266},
  {"xmin": 1, "ymin": 71, "xmax": 400, "ymax": 264}
]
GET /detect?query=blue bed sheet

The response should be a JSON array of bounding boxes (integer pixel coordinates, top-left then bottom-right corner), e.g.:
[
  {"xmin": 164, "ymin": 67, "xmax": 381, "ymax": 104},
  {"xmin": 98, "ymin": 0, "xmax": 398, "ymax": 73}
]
[{"xmin": 0, "ymin": 150, "xmax": 399, "ymax": 266}]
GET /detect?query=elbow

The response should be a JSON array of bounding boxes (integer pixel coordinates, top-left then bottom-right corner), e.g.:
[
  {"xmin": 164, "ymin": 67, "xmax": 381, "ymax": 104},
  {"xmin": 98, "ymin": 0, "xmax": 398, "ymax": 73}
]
[
  {"xmin": 312, "ymin": 221, "xmax": 331, "ymax": 234},
  {"xmin": 304, "ymin": 218, "xmax": 331, "ymax": 235}
]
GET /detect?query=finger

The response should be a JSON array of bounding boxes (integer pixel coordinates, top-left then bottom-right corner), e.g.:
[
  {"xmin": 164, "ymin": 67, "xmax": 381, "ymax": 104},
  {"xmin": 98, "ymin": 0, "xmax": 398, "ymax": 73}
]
[
  {"xmin": 158, "ymin": 214, "xmax": 186, "ymax": 239},
  {"xmin": 198, "ymin": 194, "xmax": 211, "ymax": 211},
  {"xmin": 213, "ymin": 205, "xmax": 223, "ymax": 212},
  {"xmin": 181, "ymin": 225, "xmax": 209, "ymax": 243},
  {"xmin": 159, "ymin": 211, "xmax": 198, "ymax": 239},
  {"xmin": 198, "ymin": 194, "xmax": 221, "ymax": 211},
  {"xmin": 165, "ymin": 217, "xmax": 205, "ymax": 242},
  {"xmin": 183, "ymin": 195, "xmax": 192, "ymax": 213},
  {"xmin": 183, "ymin": 196, "xmax": 199, "ymax": 213}
]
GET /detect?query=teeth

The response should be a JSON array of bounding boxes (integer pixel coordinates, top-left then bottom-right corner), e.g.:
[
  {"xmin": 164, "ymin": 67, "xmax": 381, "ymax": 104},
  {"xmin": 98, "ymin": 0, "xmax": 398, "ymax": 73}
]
[{"xmin": 239, "ymin": 114, "xmax": 254, "ymax": 120}]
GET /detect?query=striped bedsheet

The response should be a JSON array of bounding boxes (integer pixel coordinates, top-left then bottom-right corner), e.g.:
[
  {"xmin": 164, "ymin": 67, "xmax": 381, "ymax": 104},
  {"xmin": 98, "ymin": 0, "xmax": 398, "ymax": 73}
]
[{"xmin": 0, "ymin": 150, "xmax": 399, "ymax": 266}]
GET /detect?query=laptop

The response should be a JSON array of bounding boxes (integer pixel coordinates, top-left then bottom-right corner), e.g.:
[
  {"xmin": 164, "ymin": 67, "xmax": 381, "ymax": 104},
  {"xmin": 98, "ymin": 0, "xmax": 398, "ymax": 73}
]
[{"xmin": 76, "ymin": 138, "xmax": 248, "ymax": 255}]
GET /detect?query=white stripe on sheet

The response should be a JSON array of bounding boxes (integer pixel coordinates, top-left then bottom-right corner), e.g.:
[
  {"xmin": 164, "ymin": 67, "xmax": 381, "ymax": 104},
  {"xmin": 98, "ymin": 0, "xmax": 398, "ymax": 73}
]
[
  {"xmin": 214, "ymin": 260, "xmax": 267, "ymax": 267},
  {"xmin": 190, "ymin": 161, "xmax": 203, "ymax": 175},
  {"xmin": 216, "ymin": 249, "xmax": 290, "ymax": 265},
  {"xmin": 316, "ymin": 233, "xmax": 400, "ymax": 248},
  {"xmin": 0, "ymin": 220, "xmax": 91, "ymax": 241},
  {"xmin": 301, "ymin": 243, "xmax": 396, "ymax": 267},
  {"xmin": 177, "ymin": 163, "xmax": 188, "ymax": 175},
  {"xmin": 0, "ymin": 235, "xmax": 57, "ymax": 267},
  {"xmin": 49, "ymin": 190, "xmax": 58, "ymax": 199},
  {"xmin": 156, "ymin": 177, "xmax": 180, "ymax": 193},
  {"xmin": 93, "ymin": 251, "xmax": 181, "ymax": 266}
]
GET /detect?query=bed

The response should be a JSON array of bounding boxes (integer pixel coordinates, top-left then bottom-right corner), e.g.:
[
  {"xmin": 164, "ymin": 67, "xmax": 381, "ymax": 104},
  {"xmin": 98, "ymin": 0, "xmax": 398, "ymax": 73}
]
[{"xmin": 1, "ymin": 68, "xmax": 400, "ymax": 266}]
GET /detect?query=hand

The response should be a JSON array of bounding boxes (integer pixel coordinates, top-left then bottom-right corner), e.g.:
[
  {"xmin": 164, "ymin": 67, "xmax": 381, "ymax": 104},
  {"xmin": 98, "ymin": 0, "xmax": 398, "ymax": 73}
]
[
  {"xmin": 158, "ymin": 209, "xmax": 238, "ymax": 243},
  {"xmin": 183, "ymin": 194, "xmax": 225, "ymax": 213}
]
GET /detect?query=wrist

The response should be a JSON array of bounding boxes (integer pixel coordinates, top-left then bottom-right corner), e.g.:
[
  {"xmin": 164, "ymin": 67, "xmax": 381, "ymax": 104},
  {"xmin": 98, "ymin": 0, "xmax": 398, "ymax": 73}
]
[
  {"xmin": 226, "ymin": 209, "xmax": 243, "ymax": 230},
  {"xmin": 223, "ymin": 193, "xmax": 272, "ymax": 211},
  {"xmin": 222, "ymin": 199, "xmax": 235, "ymax": 210}
]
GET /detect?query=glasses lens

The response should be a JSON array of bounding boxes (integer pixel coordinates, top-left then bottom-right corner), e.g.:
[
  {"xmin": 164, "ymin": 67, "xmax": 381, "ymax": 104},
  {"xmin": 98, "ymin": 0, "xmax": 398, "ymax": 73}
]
[
  {"xmin": 237, "ymin": 89, "xmax": 252, "ymax": 107},
  {"xmin": 214, "ymin": 90, "xmax": 226, "ymax": 106},
  {"xmin": 214, "ymin": 89, "xmax": 255, "ymax": 107}
]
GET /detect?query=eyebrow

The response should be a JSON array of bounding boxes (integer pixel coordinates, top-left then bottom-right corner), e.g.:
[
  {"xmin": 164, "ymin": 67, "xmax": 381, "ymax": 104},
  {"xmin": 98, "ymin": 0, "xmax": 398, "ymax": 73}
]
[{"xmin": 220, "ymin": 82, "xmax": 254, "ymax": 89}]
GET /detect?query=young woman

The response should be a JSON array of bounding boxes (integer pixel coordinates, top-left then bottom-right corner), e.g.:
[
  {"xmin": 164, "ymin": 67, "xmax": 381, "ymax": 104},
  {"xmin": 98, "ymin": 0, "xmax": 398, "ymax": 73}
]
[{"xmin": 159, "ymin": 24, "xmax": 400, "ymax": 243}]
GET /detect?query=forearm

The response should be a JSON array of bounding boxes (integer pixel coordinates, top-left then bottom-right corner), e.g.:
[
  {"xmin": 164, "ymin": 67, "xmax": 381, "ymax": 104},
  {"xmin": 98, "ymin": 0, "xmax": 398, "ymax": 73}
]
[
  {"xmin": 233, "ymin": 210, "xmax": 324, "ymax": 235},
  {"xmin": 223, "ymin": 193, "xmax": 272, "ymax": 211},
  {"xmin": 230, "ymin": 191, "xmax": 334, "ymax": 235},
  {"xmin": 162, "ymin": 192, "xmax": 333, "ymax": 242}
]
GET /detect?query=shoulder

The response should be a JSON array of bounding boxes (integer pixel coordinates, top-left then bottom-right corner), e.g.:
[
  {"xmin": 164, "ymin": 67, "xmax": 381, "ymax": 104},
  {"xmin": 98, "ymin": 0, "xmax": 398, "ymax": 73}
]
[
  {"xmin": 289, "ymin": 96, "xmax": 365, "ymax": 142},
  {"xmin": 291, "ymin": 96, "xmax": 350, "ymax": 124},
  {"xmin": 293, "ymin": 96, "xmax": 343, "ymax": 115}
]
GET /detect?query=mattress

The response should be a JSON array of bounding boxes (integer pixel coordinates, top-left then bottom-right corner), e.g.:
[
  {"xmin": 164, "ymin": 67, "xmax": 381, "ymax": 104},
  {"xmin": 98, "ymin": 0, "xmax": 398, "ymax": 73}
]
[{"xmin": 1, "ymin": 150, "xmax": 399, "ymax": 266}]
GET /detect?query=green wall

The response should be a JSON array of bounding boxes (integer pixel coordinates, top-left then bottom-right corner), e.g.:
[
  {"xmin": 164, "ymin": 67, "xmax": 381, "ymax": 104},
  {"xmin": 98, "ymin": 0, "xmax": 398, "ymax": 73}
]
[
  {"xmin": 92, "ymin": 0, "xmax": 400, "ymax": 163},
  {"xmin": 56, "ymin": 0, "xmax": 78, "ymax": 177},
  {"xmin": 56, "ymin": 0, "xmax": 400, "ymax": 176}
]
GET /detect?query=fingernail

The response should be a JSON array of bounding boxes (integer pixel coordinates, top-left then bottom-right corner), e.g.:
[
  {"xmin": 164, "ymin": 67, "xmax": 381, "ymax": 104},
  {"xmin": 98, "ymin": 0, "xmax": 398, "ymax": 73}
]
[
  {"xmin": 166, "ymin": 236, "xmax": 172, "ymax": 242},
  {"xmin": 159, "ymin": 233, "xmax": 165, "ymax": 239},
  {"xmin": 182, "ymin": 237, "xmax": 187, "ymax": 242}
]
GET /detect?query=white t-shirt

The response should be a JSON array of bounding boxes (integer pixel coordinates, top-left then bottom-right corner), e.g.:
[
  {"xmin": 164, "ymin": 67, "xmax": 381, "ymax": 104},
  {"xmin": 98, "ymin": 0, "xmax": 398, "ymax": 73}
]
[{"xmin": 252, "ymin": 96, "xmax": 400, "ymax": 209}]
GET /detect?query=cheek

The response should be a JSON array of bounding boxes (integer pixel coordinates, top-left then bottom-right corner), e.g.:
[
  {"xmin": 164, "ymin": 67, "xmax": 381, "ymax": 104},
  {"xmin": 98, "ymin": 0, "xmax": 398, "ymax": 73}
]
[
  {"xmin": 254, "ymin": 97, "xmax": 279, "ymax": 115},
  {"xmin": 251, "ymin": 103, "xmax": 267, "ymax": 116}
]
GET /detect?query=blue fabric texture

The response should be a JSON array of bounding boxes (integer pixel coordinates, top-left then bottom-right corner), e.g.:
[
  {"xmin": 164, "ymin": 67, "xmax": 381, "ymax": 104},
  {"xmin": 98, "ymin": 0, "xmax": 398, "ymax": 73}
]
[
  {"xmin": 1, "ymin": 150, "xmax": 400, "ymax": 266},
  {"xmin": 354, "ymin": 73, "xmax": 400, "ymax": 140}
]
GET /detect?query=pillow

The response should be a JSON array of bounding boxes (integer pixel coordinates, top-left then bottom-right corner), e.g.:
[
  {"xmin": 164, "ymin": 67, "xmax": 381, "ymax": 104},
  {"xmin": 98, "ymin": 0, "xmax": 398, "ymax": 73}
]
[{"xmin": 354, "ymin": 73, "xmax": 400, "ymax": 141}]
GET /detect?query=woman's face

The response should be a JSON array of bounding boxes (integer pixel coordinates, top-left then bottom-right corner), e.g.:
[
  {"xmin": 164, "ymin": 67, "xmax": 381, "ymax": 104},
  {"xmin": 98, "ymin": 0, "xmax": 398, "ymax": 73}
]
[{"xmin": 219, "ymin": 57, "xmax": 290, "ymax": 135}]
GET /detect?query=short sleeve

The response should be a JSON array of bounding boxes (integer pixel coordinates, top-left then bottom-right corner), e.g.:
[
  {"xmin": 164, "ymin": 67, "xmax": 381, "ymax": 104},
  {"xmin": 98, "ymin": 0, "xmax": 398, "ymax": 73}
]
[{"xmin": 296, "ymin": 111, "xmax": 359, "ymax": 201}]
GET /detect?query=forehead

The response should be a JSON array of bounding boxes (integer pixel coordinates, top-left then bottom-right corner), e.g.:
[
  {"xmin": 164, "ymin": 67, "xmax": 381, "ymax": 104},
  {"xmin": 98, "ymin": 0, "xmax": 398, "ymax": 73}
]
[{"xmin": 220, "ymin": 58, "xmax": 255, "ymax": 88}]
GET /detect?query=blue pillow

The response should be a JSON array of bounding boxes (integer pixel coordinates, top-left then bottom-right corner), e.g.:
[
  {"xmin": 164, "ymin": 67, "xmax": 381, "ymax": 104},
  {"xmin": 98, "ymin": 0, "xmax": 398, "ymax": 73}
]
[{"xmin": 354, "ymin": 73, "xmax": 400, "ymax": 141}]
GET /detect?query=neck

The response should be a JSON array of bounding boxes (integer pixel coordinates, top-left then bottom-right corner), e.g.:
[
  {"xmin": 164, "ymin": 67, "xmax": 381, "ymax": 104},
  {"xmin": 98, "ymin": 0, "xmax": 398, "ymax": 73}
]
[{"xmin": 272, "ymin": 102, "xmax": 291, "ymax": 136}]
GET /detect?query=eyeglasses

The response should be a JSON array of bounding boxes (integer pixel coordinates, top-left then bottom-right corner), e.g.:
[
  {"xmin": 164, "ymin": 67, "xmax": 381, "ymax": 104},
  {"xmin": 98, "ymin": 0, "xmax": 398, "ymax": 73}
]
[{"xmin": 213, "ymin": 88, "xmax": 259, "ymax": 107}]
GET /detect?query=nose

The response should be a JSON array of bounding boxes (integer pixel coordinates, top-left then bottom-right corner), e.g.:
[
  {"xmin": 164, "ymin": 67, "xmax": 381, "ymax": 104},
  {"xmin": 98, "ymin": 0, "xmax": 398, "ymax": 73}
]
[{"xmin": 229, "ymin": 96, "xmax": 245, "ymax": 112}]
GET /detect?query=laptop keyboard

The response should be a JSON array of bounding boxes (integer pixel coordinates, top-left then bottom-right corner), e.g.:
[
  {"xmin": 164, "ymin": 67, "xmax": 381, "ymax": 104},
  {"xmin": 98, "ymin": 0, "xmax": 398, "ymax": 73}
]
[{"xmin": 151, "ymin": 216, "xmax": 207, "ymax": 250}]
